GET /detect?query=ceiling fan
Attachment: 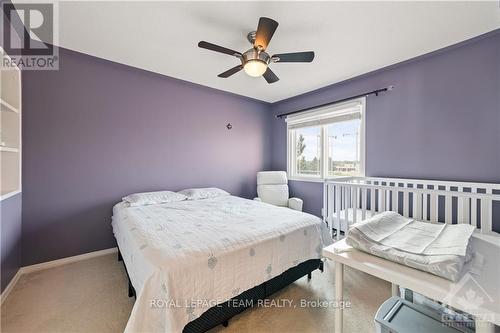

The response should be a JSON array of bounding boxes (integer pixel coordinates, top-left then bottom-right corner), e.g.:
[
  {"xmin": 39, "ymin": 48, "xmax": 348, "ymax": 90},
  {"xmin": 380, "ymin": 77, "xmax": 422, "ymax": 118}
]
[{"xmin": 198, "ymin": 17, "xmax": 315, "ymax": 84}]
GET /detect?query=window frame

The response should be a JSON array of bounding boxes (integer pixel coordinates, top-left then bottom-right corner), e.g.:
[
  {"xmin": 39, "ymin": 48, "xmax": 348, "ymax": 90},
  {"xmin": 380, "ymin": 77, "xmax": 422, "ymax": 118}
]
[{"xmin": 286, "ymin": 97, "xmax": 366, "ymax": 182}]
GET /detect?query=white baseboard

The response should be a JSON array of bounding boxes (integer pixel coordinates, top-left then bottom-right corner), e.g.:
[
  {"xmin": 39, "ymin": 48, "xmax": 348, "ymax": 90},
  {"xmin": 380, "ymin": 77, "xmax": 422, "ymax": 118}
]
[
  {"xmin": 21, "ymin": 247, "xmax": 118, "ymax": 275},
  {"xmin": 1, "ymin": 247, "xmax": 118, "ymax": 305},
  {"xmin": 0, "ymin": 269, "xmax": 23, "ymax": 305}
]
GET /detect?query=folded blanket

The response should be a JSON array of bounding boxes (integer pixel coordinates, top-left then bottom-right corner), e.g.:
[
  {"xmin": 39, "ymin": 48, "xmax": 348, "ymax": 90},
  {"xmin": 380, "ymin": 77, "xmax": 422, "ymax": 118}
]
[{"xmin": 346, "ymin": 212, "xmax": 476, "ymax": 281}]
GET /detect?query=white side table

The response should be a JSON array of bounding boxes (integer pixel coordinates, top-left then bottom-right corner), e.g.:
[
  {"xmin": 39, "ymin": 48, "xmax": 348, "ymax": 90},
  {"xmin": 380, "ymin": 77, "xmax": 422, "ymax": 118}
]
[{"xmin": 322, "ymin": 234, "xmax": 500, "ymax": 333}]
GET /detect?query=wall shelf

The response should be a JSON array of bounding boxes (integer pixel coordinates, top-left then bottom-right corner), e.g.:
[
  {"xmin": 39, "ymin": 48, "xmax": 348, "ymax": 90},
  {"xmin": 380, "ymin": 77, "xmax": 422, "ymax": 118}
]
[
  {"xmin": 0, "ymin": 189, "xmax": 21, "ymax": 201},
  {"xmin": 0, "ymin": 98, "xmax": 19, "ymax": 114},
  {"xmin": 0, "ymin": 146, "xmax": 19, "ymax": 152}
]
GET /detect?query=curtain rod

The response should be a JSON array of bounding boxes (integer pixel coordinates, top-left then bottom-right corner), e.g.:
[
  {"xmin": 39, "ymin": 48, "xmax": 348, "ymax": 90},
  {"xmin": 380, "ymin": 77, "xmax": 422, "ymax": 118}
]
[{"xmin": 275, "ymin": 85, "xmax": 394, "ymax": 119}]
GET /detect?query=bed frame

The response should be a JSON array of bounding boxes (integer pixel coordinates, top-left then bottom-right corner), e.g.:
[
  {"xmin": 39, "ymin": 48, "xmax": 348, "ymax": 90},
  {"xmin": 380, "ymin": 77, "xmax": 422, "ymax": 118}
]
[
  {"xmin": 118, "ymin": 249, "xmax": 323, "ymax": 333},
  {"xmin": 323, "ymin": 176, "xmax": 500, "ymax": 240}
]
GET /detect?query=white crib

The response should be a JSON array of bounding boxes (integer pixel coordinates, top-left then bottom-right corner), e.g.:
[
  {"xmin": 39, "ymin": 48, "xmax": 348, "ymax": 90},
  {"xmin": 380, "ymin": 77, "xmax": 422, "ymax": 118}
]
[{"xmin": 323, "ymin": 177, "xmax": 500, "ymax": 240}]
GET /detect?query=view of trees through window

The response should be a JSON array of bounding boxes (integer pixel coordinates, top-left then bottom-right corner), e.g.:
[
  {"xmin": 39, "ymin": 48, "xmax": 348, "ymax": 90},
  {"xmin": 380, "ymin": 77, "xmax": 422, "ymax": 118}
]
[
  {"xmin": 294, "ymin": 118, "xmax": 361, "ymax": 177},
  {"xmin": 295, "ymin": 127, "xmax": 321, "ymax": 176}
]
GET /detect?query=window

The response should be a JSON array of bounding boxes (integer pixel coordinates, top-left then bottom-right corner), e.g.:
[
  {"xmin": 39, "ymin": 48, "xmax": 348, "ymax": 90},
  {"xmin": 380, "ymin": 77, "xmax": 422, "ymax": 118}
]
[
  {"xmin": 294, "ymin": 126, "xmax": 321, "ymax": 177},
  {"xmin": 287, "ymin": 98, "xmax": 365, "ymax": 181}
]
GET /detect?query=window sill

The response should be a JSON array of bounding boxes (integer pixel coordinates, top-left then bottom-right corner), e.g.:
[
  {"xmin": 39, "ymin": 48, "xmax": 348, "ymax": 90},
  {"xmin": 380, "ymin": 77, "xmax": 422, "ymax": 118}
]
[
  {"xmin": 288, "ymin": 177, "xmax": 324, "ymax": 183},
  {"xmin": 288, "ymin": 175, "xmax": 365, "ymax": 183}
]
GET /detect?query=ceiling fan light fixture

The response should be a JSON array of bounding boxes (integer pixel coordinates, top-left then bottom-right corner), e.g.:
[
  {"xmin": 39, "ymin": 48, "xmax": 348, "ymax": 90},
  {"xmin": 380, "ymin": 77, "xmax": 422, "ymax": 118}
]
[
  {"xmin": 243, "ymin": 59, "xmax": 267, "ymax": 77},
  {"xmin": 198, "ymin": 17, "xmax": 314, "ymax": 83}
]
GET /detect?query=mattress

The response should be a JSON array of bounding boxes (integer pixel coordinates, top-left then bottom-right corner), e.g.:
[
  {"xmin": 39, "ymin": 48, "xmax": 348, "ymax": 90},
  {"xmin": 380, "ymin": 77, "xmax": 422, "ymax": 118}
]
[{"xmin": 112, "ymin": 195, "xmax": 332, "ymax": 333}]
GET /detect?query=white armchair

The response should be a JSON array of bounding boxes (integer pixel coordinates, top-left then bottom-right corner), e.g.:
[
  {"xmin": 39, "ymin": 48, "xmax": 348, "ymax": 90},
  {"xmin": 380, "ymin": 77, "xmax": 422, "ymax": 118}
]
[{"xmin": 254, "ymin": 171, "xmax": 303, "ymax": 211}]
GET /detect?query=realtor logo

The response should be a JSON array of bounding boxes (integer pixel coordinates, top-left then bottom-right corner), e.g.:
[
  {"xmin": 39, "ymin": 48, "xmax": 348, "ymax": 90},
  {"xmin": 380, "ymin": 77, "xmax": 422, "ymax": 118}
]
[
  {"xmin": 443, "ymin": 273, "xmax": 494, "ymax": 310},
  {"xmin": 1, "ymin": 1, "xmax": 58, "ymax": 70},
  {"xmin": 442, "ymin": 272, "xmax": 496, "ymax": 324}
]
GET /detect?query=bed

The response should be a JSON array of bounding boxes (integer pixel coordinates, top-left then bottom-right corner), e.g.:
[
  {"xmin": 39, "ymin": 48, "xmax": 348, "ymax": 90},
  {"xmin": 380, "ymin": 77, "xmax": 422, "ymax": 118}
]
[{"xmin": 112, "ymin": 194, "xmax": 332, "ymax": 333}]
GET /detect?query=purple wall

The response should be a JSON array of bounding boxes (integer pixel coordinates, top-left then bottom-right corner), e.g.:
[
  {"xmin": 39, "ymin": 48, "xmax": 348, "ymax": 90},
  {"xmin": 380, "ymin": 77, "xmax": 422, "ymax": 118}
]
[
  {"xmin": 271, "ymin": 30, "xmax": 500, "ymax": 232},
  {"xmin": 1, "ymin": 194, "xmax": 22, "ymax": 292},
  {"xmin": 22, "ymin": 47, "xmax": 272, "ymax": 265}
]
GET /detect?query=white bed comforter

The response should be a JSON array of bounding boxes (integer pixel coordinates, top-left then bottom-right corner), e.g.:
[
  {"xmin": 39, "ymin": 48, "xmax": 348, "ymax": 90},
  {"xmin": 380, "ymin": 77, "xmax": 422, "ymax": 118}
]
[{"xmin": 112, "ymin": 195, "xmax": 332, "ymax": 333}]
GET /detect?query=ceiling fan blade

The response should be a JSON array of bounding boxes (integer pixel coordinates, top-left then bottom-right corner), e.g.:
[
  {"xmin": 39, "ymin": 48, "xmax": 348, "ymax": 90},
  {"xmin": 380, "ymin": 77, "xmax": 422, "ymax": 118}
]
[
  {"xmin": 217, "ymin": 65, "xmax": 243, "ymax": 78},
  {"xmin": 254, "ymin": 17, "xmax": 279, "ymax": 50},
  {"xmin": 263, "ymin": 67, "xmax": 279, "ymax": 84},
  {"xmin": 272, "ymin": 51, "xmax": 315, "ymax": 63},
  {"xmin": 198, "ymin": 41, "xmax": 242, "ymax": 57}
]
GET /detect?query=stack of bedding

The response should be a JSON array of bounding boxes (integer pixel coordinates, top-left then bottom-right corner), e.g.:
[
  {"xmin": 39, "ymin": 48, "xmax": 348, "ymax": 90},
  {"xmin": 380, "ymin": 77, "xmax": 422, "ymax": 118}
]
[{"xmin": 345, "ymin": 211, "xmax": 476, "ymax": 281}]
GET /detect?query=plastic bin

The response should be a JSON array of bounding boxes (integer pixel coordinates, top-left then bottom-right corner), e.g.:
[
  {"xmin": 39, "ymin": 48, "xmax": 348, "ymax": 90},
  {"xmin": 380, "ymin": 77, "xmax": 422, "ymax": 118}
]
[{"xmin": 374, "ymin": 297, "xmax": 473, "ymax": 333}]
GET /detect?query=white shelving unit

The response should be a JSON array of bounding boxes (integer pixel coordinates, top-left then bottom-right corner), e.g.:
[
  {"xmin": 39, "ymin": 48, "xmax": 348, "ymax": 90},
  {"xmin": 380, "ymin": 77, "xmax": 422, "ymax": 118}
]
[{"xmin": 1, "ymin": 48, "xmax": 22, "ymax": 201}]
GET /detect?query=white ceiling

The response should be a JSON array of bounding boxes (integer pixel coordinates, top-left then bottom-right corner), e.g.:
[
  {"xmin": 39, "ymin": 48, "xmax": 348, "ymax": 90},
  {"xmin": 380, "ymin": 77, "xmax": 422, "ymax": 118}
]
[{"xmin": 24, "ymin": 1, "xmax": 500, "ymax": 102}]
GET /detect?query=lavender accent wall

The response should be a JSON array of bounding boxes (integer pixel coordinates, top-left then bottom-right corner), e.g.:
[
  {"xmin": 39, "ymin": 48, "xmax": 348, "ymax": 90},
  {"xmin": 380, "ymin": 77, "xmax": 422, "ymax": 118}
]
[
  {"xmin": 1, "ymin": 194, "xmax": 22, "ymax": 292},
  {"xmin": 271, "ymin": 30, "xmax": 500, "ymax": 232},
  {"xmin": 22, "ymin": 47, "xmax": 272, "ymax": 265}
]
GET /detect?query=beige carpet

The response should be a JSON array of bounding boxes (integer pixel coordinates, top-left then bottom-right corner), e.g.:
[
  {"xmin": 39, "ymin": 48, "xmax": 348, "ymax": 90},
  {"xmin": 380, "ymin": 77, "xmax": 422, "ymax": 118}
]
[{"xmin": 1, "ymin": 254, "xmax": 390, "ymax": 333}]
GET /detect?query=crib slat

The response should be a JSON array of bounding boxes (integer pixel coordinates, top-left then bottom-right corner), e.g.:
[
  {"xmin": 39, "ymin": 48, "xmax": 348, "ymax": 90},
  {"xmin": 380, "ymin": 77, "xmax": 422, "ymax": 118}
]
[
  {"xmin": 325, "ymin": 183, "xmax": 330, "ymax": 223},
  {"xmin": 323, "ymin": 183, "xmax": 327, "ymax": 223},
  {"xmin": 361, "ymin": 188, "xmax": 367, "ymax": 220},
  {"xmin": 422, "ymin": 193, "xmax": 428, "ymax": 221},
  {"xmin": 445, "ymin": 193, "xmax": 452, "ymax": 224},
  {"xmin": 471, "ymin": 197, "xmax": 477, "ymax": 227},
  {"xmin": 352, "ymin": 187, "xmax": 358, "ymax": 224},
  {"xmin": 430, "ymin": 192, "xmax": 438, "ymax": 222},
  {"xmin": 345, "ymin": 186, "xmax": 349, "ymax": 210},
  {"xmin": 335, "ymin": 185, "xmax": 341, "ymax": 240},
  {"xmin": 343, "ymin": 186, "xmax": 348, "ymax": 233},
  {"xmin": 403, "ymin": 191, "xmax": 409, "ymax": 217},
  {"xmin": 351, "ymin": 185, "xmax": 354, "ymax": 208},
  {"xmin": 457, "ymin": 196, "xmax": 463, "ymax": 224},
  {"xmin": 457, "ymin": 195, "xmax": 469, "ymax": 224},
  {"xmin": 370, "ymin": 189, "xmax": 375, "ymax": 214},
  {"xmin": 463, "ymin": 197, "xmax": 470, "ymax": 225},
  {"xmin": 379, "ymin": 189, "xmax": 384, "ymax": 212},
  {"xmin": 329, "ymin": 184, "xmax": 334, "ymax": 223},
  {"xmin": 392, "ymin": 188, "xmax": 398, "ymax": 213},
  {"xmin": 411, "ymin": 192, "xmax": 417, "ymax": 219},
  {"xmin": 347, "ymin": 185, "xmax": 350, "ymax": 210},
  {"xmin": 415, "ymin": 192, "xmax": 423, "ymax": 220},
  {"xmin": 481, "ymin": 196, "xmax": 492, "ymax": 233},
  {"xmin": 341, "ymin": 185, "xmax": 345, "ymax": 211},
  {"xmin": 328, "ymin": 184, "xmax": 335, "ymax": 232}
]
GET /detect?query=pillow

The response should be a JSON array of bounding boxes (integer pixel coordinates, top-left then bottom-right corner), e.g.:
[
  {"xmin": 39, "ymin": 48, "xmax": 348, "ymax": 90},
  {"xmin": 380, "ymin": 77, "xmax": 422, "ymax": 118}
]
[
  {"xmin": 122, "ymin": 191, "xmax": 187, "ymax": 207},
  {"xmin": 178, "ymin": 187, "xmax": 230, "ymax": 200}
]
